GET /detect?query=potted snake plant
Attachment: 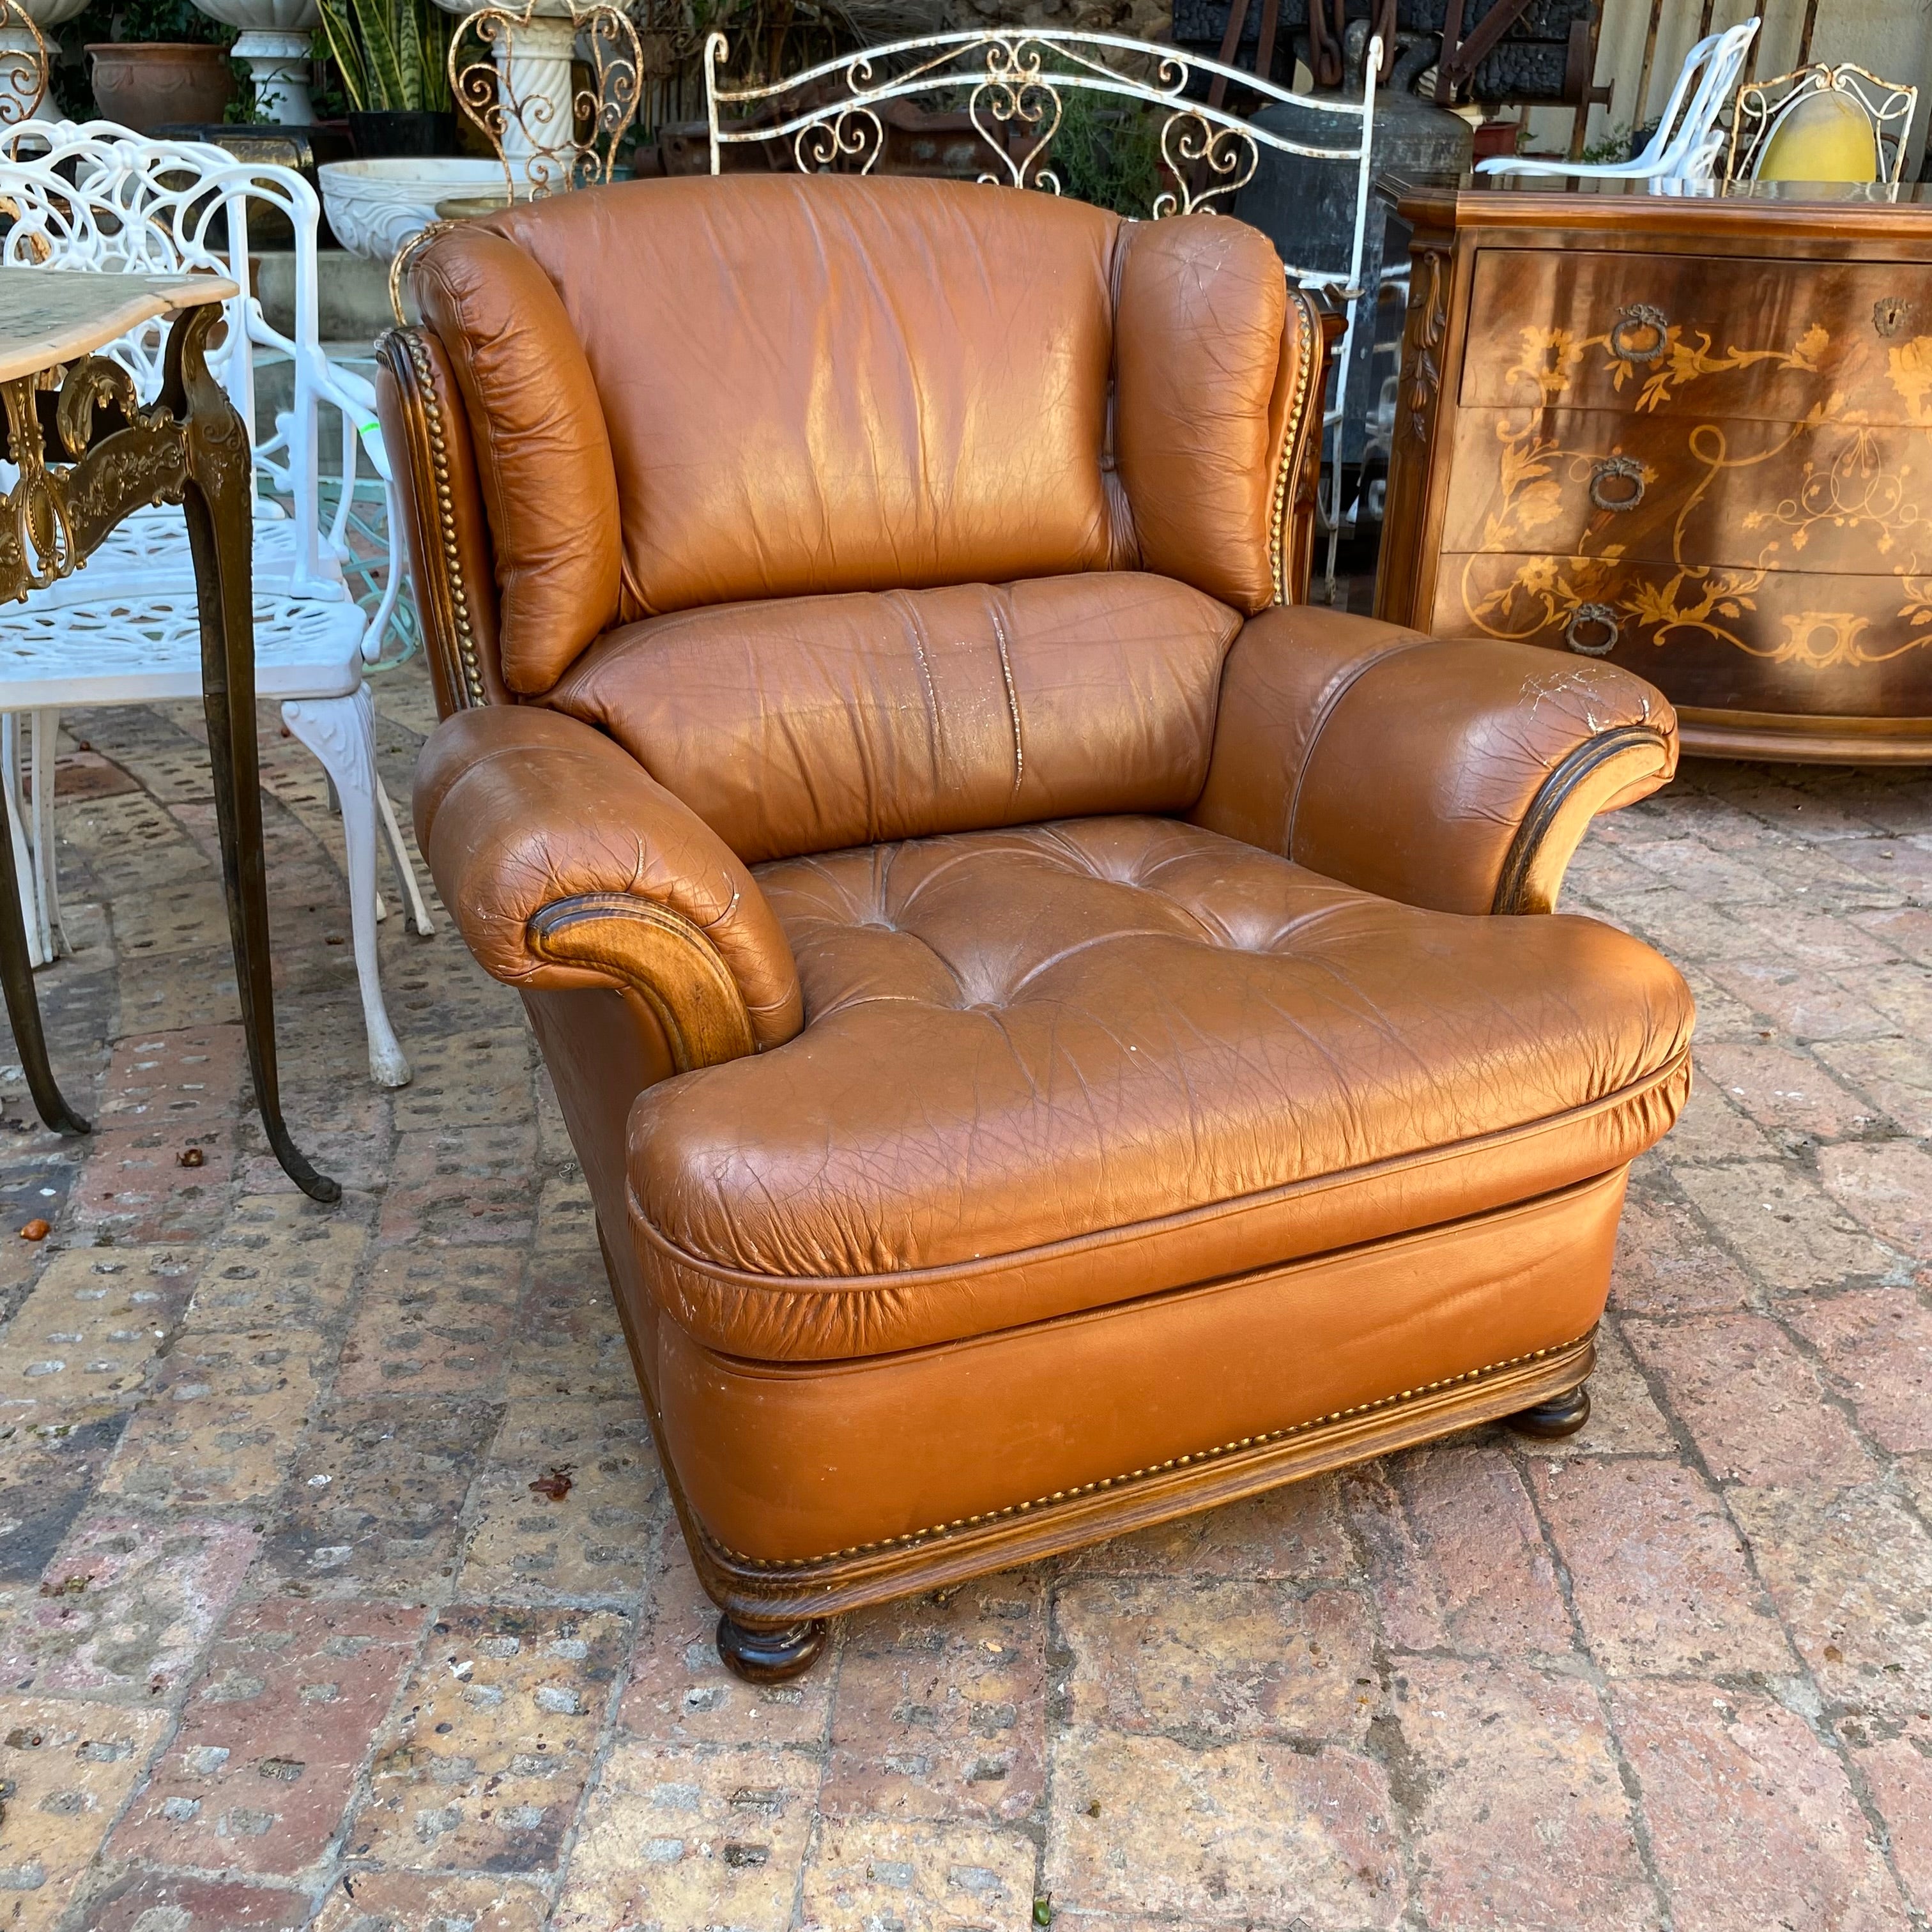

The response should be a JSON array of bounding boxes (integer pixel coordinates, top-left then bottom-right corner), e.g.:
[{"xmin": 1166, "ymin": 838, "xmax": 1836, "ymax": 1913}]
[{"xmin": 318, "ymin": 0, "xmax": 454, "ymax": 153}]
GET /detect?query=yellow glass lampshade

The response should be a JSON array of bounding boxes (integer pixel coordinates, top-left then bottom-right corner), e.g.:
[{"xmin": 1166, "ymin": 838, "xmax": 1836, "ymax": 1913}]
[{"xmin": 1756, "ymin": 87, "xmax": 1881, "ymax": 182}]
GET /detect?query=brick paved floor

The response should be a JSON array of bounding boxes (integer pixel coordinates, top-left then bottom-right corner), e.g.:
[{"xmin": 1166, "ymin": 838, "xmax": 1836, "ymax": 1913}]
[{"xmin": 0, "ymin": 657, "xmax": 1928, "ymax": 1931}]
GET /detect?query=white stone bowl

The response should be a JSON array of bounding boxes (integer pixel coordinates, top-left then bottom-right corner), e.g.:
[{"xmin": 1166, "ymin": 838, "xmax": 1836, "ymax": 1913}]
[{"xmin": 318, "ymin": 158, "xmax": 506, "ymax": 261}]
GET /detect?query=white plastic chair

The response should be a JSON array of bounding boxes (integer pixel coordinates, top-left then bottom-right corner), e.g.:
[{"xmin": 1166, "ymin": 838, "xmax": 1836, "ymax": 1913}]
[
  {"xmin": 1476, "ymin": 19, "xmax": 1759, "ymax": 190},
  {"xmin": 0, "ymin": 118, "xmax": 433, "ymax": 1087}
]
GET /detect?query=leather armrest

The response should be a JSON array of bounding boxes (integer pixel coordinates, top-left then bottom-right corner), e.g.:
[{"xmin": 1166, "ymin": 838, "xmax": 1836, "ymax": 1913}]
[
  {"xmin": 415, "ymin": 706, "xmax": 803, "ymax": 1064},
  {"xmin": 1191, "ymin": 606, "xmax": 1677, "ymax": 915}
]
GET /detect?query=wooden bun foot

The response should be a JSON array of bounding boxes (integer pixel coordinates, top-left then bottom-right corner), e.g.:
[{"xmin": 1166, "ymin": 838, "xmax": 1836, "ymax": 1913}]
[
  {"xmin": 716, "ymin": 1614, "xmax": 830, "ymax": 1683},
  {"xmin": 1506, "ymin": 1383, "xmax": 1591, "ymax": 1440}
]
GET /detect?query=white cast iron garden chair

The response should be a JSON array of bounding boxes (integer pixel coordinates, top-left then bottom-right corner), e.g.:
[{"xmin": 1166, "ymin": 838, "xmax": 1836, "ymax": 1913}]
[
  {"xmin": 0, "ymin": 118, "xmax": 432, "ymax": 1087},
  {"xmin": 1476, "ymin": 18, "xmax": 1758, "ymax": 191}
]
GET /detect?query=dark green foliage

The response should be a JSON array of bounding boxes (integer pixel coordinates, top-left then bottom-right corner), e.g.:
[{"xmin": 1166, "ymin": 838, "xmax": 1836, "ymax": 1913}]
[
  {"xmin": 316, "ymin": 0, "xmax": 451, "ymax": 112},
  {"xmin": 1047, "ymin": 88, "xmax": 1169, "ymax": 217}
]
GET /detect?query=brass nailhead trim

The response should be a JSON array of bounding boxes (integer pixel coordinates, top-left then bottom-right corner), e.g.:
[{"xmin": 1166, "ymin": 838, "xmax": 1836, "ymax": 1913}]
[
  {"xmin": 1268, "ymin": 284, "xmax": 1321, "ymax": 606},
  {"xmin": 717, "ymin": 1334, "xmax": 1584, "ymax": 1570},
  {"xmin": 401, "ymin": 331, "xmax": 486, "ymax": 709}
]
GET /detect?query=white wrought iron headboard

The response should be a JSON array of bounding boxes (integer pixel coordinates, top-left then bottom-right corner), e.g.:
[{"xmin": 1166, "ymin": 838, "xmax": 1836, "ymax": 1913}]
[
  {"xmin": 703, "ymin": 29, "xmax": 1379, "ymax": 595},
  {"xmin": 703, "ymin": 29, "xmax": 1375, "ymax": 257}
]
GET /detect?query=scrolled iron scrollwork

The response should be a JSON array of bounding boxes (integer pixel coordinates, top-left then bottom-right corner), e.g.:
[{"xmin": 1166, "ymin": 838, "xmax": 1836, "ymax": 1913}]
[
  {"xmin": 703, "ymin": 26, "xmax": 1376, "ymax": 238},
  {"xmin": 794, "ymin": 106, "xmax": 884, "ymax": 175},
  {"xmin": 1154, "ymin": 112, "xmax": 1258, "ymax": 217},
  {"xmin": 969, "ymin": 38, "xmax": 1061, "ymax": 189},
  {"xmin": 448, "ymin": 0, "xmax": 643, "ymax": 202},
  {"xmin": 0, "ymin": 0, "xmax": 47, "ymax": 128}
]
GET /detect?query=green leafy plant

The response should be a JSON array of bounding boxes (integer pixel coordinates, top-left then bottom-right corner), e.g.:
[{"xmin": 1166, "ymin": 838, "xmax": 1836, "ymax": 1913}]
[
  {"xmin": 76, "ymin": 0, "xmax": 229, "ymax": 40},
  {"xmin": 316, "ymin": 0, "xmax": 452, "ymax": 112},
  {"xmin": 1579, "ymin": 120, "xmax": 1634, "ymax": 165},
  {"xmin": 1050, "ymin": 88, "xmax": 1167, "ymax": 217}
]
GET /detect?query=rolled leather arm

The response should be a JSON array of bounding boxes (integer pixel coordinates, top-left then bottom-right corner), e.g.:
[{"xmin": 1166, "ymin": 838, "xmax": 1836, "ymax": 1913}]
[
  {"xmin": 415, "ymin": 706, "xmax": 804, "ymax": 1062},
  {"xmin": 1191, "ymin": 606, "xmax": 1677, "ymax": 916}
]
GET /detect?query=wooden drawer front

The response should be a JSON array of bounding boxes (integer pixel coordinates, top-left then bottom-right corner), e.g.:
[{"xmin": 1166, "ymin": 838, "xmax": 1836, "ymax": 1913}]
[
  {"xmin": 1442, "ymin": 408, "xmax": 1932, "ymax": 574},
  {"xmin": 1432, "ymin": 555, "xmax": 1932, "ymax": 719},
  {"xmin": 1461, "ymin": 249, "xmax": 1932, "ymax": 426}
]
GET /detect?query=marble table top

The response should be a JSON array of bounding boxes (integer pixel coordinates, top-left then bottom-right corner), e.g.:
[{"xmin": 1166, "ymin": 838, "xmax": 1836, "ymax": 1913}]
[{"xmin": 0, "ymin": 268, "xmax": 238, "ymax": 384}]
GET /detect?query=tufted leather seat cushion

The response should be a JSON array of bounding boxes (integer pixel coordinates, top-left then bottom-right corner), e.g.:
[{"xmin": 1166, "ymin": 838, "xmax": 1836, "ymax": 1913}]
[{"xmin": 627, "ymin": 816, "xmax": 1694, "ymax": 1362}]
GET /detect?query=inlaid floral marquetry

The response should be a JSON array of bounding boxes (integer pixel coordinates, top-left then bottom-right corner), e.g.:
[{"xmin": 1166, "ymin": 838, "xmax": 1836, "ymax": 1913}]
[{"xmin": 1377, "ymin": 181, "xmax": 1932, "ymax": 762}]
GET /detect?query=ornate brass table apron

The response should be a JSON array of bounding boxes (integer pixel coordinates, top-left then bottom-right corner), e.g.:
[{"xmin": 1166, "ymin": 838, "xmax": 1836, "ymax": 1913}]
[{"xmin": 0, "ymin": 303, "xmax": 339, "ymax": 1202}]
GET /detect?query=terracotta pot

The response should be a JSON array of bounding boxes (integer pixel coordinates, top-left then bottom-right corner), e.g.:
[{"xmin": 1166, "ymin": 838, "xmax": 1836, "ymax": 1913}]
[
  {"xmin": 87, "ymin": 42, "xmax": 234, "ymax": 134},
  {"xmin": 1469, "ymin": 117, "xmax": 1524, "ymax": 163}
]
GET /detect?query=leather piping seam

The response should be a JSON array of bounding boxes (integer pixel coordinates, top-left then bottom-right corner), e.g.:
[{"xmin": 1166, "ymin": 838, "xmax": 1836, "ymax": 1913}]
[
  {"xmin": 707, "ymin": 1331, "xmax": 1593, "ymax": 1568},
  {"xmin": 1268, "ymin": 284, "xmax": 1321, "ymax": 604},
  {"xmin": 629, "ymin": 1045, "xmax": 1689, "ymax": 1305},
  {"xmin": 1491, "ymin": 723, "xmax": 1675, "ymax": 915},
  {"xmin": 392, "ymin": 326, "xmax": 485, "ymax": 708}
]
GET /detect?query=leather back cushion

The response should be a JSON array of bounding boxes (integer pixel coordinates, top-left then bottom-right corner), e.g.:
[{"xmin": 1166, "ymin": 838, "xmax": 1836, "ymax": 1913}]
[
  {"xmin": 414, "ymin": 176, "xmax": 1300, "ymax": 693},
  {"xmin": 545, "ymin": 572, "xmax": 1243, "ymax": 862},
  {"xmin": 479, "ymin": 174, "xmax": 1119, "ymax": 618}
]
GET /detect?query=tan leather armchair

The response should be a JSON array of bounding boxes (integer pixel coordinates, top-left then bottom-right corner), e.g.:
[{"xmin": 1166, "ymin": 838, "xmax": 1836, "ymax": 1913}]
[{"xmin": 379, "ymin": 174, "xmax": 1692, "ymax": 1682}]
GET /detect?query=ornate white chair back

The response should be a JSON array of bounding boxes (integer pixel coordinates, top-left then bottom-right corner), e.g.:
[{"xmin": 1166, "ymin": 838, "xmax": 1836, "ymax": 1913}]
[{"xmin": 0, "ymin": 120, "xmax": 398, "ymax": 652}]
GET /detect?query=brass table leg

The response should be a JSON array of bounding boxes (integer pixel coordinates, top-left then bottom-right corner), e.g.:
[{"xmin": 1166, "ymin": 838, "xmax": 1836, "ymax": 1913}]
[
  {"xmin": 167, "ymin": 308, "xmax": 341, "ymax": 1205},
  {"xmin": 0, "ymin": 307, "xmax": 338, "ymax": 1199}
]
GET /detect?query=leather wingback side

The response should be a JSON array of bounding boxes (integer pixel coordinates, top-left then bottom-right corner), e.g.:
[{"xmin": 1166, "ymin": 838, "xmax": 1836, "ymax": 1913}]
[
  {"xmin": 374, "ymin": 325, "xmax": 509, "ymax": 712},
  {"xmin": 1114, "ymin": 214, "xmax": 1308, "ymax": 614},
  {"xmin": 412, "ymin": 226, "xmax": 623, "ymax": 696}
]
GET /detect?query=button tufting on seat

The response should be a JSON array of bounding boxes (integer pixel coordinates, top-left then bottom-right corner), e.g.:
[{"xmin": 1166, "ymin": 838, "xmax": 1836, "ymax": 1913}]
[{"xmin": 626, "ymin": 815, "xmax": 1694, "ymax": 1364}]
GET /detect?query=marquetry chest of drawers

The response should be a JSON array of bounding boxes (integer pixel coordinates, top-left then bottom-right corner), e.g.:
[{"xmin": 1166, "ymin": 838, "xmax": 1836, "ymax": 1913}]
[{"xmin": 1376, "ymin": 176, "xmax": 1932, "ymax": 763}]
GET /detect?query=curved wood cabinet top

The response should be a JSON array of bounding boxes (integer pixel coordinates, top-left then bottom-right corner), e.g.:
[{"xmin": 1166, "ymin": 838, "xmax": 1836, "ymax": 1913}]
[{"xmin": 1376, "ymin": 176, "xmax": 1932, "ymax": 765}]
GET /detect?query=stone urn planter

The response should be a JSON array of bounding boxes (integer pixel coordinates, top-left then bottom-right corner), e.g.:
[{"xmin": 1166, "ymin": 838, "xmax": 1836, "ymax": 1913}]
[
  {"xmin": 189, "ymin": 0, "xmax": 319, "ymax": 123},
  {"xmin": 317, "ymin": 154, "xmax": 501, "ymax": 257},
  {"xmin": 88, "ymin": 42, "xmax": 234, "ymax": 131}
]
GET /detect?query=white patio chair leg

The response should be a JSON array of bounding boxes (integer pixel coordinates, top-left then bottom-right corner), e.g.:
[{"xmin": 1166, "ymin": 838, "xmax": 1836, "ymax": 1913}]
[
  {"xmin": 375, "ymin": 778, "xmax": 436, "ymax": 937},
  {"xmin": 1322, "ymin": 443, "xmax": 1343, "ymax": 605},
  {"xmin": 30, "ymin": 710, "xmax": 66, "ymax": 960},
  {"xmin": 1, "ymin": 714, "xmax": 45, "ymax": 969},
  {"xmin": 280, "ymin": 688, "xmax": 412, "ymax": 1089}
]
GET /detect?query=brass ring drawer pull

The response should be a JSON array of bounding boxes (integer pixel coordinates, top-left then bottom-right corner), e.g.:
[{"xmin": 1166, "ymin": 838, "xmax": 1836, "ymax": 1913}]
[
  {"xmin": 1589, "ymin": 456, "xmax": 1646, "ymax": 512},
  {"xmin": 1607, "ymin": 304, "xmax": 1669, "ymax": 365},
  {"xmin": 1565, "ymin": 603, "xmax": 1620, "ymax": 656}
]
